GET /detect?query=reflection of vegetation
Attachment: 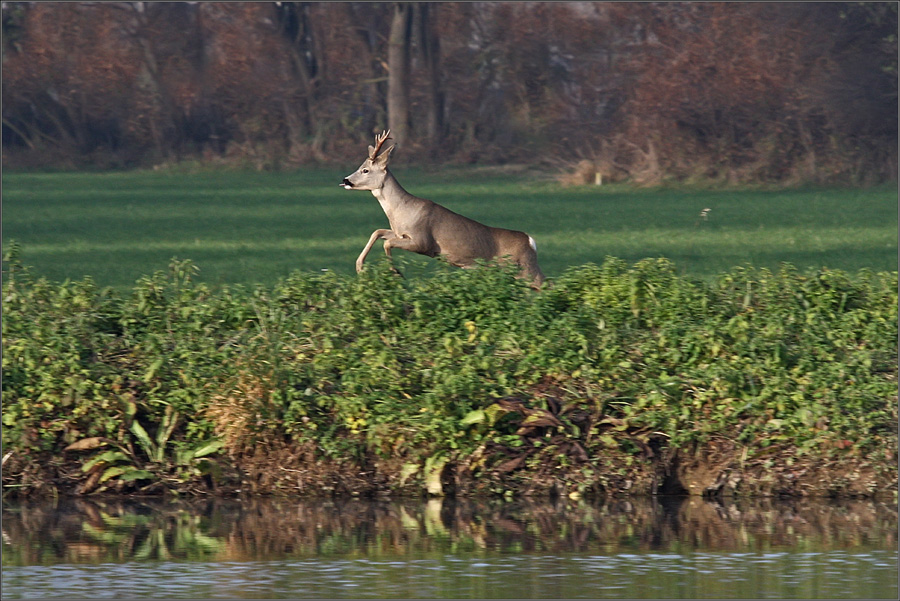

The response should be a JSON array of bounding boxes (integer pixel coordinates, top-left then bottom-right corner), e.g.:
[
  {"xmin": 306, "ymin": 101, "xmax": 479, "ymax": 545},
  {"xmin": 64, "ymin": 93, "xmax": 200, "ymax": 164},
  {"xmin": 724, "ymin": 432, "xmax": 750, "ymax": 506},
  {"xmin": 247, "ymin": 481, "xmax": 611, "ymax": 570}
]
[
  {"xmin": 1, "ymin": 499, "xmax": 225, "ymax": 565},
  {"xmin": 79, "ymin": 509, "xmax": 223, "ymax": 561},
  {"xmin": 2, "ymin": 497, "xmax": 896, "ymax": 566}
]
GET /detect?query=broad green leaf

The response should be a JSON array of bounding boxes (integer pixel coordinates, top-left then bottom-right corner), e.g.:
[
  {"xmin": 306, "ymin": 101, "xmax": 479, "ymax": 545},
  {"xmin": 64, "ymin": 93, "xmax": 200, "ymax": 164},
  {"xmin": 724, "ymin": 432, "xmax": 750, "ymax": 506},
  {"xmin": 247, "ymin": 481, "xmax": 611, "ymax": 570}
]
[
  {"xmin": 156, "ymin": 406, "xmax": 179, "ymax": 450},
  {"xmin": 143, "ymin": 358, "xmax": 165, "ymax": 383},
  {"xmin": 99, "ymin": 466, "xmax": 125, "ymax": 483},
  {"xmin": 460, "ymin": 409, "xmax": 485, "ymax": 426},
  {"xmin": 119, "ymin": 469, "xmax": 154, "ymax": 482},
  {"xmin": 191, "ymin": 439, "xmax": 225, "ymax": 459},
  {"xmin": 424, "ymin": 454, "xmax": 447, "ymax": 496},
  {"xmin": 82, "ymin": 450, "xmax": 128, "ymax": 472},
  {"xmin": 598, "ymin": 434, "xmax": 617, "ymax": 447},
  {"xmin": 123, "ymin": 399, "xmax": 138, "ymax": 419},
  {"xmin": 130, "ymin": 420, "xmax": 155, "ymax": 456},
  {"xmin": 399, "ymin": 462, "xmax": 420, "ymax": 487},
  {"xmin": 484, "ymin": 403, "xmax": 511, "ymax": 426}
]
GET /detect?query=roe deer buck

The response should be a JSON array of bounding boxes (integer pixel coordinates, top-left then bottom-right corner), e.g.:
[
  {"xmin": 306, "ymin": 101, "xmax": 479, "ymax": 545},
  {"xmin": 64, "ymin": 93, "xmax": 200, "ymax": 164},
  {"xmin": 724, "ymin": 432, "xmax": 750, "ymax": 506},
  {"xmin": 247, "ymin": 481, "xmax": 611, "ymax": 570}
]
[{"xmin": 340, "ymin": 130, "xmax": 545, "ymax": 288}]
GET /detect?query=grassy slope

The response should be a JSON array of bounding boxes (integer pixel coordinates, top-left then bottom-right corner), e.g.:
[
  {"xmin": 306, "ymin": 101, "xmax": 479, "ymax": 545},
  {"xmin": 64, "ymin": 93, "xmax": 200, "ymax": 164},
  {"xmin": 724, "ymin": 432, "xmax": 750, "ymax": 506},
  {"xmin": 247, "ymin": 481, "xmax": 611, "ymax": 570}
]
[{"xmin": 2, "ymin": 168, "xmax": 897, "ymax": 290}]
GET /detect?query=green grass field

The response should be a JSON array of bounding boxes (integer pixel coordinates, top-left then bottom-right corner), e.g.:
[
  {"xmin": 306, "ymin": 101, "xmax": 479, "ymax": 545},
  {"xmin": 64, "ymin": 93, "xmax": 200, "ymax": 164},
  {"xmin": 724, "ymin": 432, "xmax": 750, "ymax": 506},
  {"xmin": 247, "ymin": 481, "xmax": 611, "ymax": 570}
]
[{"xmin": 2, "ymin": 168, "xmax": 897, "ymax": 290}]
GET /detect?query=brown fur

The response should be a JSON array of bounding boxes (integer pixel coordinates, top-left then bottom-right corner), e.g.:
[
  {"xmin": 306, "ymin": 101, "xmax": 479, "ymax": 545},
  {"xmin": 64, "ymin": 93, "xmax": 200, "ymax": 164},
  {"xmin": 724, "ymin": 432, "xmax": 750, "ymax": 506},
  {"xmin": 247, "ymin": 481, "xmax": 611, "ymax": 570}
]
[{"xmin": 341, "ymin": 130, "xmax": 545, "ymax": 288}]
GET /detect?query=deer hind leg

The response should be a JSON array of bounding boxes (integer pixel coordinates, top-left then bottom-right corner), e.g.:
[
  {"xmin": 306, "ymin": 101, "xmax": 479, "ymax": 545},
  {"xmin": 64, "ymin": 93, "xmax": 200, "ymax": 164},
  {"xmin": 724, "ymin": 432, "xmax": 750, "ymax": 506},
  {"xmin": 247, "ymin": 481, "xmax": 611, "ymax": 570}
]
[
  {"xmin": 521, "ymin": 253, "xmax": 546, "ymax": 289},
  {"xmin": 523, "ymin": 262, "xmax": 546, "ymax": 289},
  {"xmin": 518, "ymin": 237, "xmax": 545, "ymax": 289}
]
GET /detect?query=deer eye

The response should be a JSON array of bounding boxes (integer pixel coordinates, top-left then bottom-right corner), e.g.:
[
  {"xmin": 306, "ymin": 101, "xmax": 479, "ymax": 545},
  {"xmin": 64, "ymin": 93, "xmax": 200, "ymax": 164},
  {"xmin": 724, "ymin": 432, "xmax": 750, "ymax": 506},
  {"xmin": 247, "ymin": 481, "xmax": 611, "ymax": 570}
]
[{"xmin": 362, "ymin": 168, "xmax": 369, "ymax": 174}]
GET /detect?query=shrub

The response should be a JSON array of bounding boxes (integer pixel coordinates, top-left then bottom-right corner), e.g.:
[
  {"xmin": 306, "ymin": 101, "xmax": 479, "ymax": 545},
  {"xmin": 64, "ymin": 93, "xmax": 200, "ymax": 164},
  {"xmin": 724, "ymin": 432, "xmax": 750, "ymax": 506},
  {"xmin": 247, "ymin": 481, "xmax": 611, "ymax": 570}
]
[{"xmin": 2, "ymin": 254, "xmax": 896, "ymax": 497}]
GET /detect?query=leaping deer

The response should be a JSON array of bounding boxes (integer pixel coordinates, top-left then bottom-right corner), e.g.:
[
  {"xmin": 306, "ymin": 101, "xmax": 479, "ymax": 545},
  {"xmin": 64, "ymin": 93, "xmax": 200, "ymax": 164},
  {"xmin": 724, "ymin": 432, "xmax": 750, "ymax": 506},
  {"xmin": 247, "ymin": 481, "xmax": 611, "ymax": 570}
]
[{"xmin": 340, "ymin": 130, "xmax": 545, "ymax": 288}]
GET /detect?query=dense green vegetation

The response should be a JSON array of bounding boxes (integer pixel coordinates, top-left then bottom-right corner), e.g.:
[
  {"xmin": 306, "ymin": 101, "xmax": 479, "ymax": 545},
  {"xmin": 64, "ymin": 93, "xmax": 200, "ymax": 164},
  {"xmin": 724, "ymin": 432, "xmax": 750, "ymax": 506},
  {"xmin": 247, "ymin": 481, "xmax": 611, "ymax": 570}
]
[
  {"xmin": 2, "ymin": 170, "xmax": 897, "ymax": 291},
  {"xmin": 3, "ymin": 251, "xmax": 896, "ymax": 498},
  {"xmin": 2, "ymin": 169, "xmax": 896, "ymax": 497}
]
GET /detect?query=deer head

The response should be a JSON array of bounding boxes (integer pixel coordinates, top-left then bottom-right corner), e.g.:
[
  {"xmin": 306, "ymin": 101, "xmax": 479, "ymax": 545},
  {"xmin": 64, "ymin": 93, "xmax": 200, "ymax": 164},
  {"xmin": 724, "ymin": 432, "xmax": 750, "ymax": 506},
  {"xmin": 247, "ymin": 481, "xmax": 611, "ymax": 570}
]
[{"xmin": 340, "ymin": 130, "xmax": 395, "ymax": 191}]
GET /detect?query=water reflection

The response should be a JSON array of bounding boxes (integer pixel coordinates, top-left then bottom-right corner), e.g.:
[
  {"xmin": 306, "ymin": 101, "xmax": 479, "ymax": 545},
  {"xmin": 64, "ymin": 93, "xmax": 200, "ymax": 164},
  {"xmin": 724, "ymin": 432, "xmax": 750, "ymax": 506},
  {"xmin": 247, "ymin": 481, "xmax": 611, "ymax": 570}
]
[{"xmin": 3, "ymin": 495, "xmax": 896, "ymax": 566}]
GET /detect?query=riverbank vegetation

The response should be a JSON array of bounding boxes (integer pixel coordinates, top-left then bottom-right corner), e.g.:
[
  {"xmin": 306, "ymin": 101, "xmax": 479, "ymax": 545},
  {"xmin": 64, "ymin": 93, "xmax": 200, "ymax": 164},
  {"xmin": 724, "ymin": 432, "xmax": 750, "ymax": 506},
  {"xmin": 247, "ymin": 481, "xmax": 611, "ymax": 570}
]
[{"xmin": 3, "ymin": 254, "xmax": 896, "ymax": 499}]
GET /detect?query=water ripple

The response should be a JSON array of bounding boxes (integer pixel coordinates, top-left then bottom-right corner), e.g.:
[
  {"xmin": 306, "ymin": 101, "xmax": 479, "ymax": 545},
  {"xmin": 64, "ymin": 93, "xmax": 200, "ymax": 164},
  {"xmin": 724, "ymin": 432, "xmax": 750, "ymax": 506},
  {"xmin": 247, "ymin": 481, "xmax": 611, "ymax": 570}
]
[{"xmin": 4, "ymin": 550, "xmax": 898, "ymax": 599}]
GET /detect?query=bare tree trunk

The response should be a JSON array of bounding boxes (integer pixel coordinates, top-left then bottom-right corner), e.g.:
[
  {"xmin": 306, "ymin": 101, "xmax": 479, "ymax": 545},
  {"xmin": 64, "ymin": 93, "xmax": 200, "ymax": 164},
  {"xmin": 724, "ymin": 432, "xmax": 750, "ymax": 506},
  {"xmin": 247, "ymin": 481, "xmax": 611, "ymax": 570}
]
[
  {"xmin": 344, "ymin": 3, "xmax": 387, "ymax": 133},
  {"xmin": 415, "ymin": 2, "xmax": 443, "ymax": 153},
  {"xmin": 274, "ymin": 3, "xmax": 318, "ymax": 133},
  {"xmin": 116, "ymin": 2, "xmax": 181, "ymax": 160},
  {"xmin": 274, "ymin": 2, "xmax": 323, "ymax": 157},
  {"xmin": 387, "ymin": 2, "xmax": 412, "ymax": 147}
]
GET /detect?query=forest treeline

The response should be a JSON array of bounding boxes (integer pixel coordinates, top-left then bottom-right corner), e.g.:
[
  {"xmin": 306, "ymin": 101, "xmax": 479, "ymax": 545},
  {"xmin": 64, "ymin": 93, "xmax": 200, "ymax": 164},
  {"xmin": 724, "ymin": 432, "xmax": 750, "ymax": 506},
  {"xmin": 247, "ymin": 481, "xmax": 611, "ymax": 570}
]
[{"xmin": 2, "ymin": 2, "xmax": 897, "ymax": 183}]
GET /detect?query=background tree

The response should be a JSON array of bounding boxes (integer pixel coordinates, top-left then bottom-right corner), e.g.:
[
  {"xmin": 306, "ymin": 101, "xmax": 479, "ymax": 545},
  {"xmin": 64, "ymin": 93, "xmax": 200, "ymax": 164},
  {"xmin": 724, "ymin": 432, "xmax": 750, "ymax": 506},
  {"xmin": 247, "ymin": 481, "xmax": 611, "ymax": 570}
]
[
  {"xmin": 387, "ymin": 2, "xmax": 412, "ymax": 147},
  {"xmin": 414, "ymin": 2, "xmax": 443, "ymax": 148},
  {"xmin": 273, "ymin": 1, "xmax": 324, "ymax": 158},
  {"xmin": 2, "ymin": 1, "xmax": 895, "ymax": 183}
]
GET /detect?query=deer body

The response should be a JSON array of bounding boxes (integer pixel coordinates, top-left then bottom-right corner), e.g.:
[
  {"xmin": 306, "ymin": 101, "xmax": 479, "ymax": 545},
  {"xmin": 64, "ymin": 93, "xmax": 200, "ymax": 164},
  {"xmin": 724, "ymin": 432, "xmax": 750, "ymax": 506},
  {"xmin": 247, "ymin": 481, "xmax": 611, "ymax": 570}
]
[{"xmin": 342, "ymin": 130, "xmax": 544, "ymax": 287}]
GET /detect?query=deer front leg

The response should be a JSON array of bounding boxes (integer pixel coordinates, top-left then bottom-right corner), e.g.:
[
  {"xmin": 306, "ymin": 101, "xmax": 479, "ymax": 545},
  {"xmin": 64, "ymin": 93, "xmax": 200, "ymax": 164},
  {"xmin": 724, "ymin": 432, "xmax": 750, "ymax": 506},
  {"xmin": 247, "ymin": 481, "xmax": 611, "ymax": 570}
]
[
  {"xmin": 384, "ymin": 233, "xmax": 439, "ymax": 260},
  {"xmin": 381, "ymin": 233, "xmax": 417, "ymax": 278},
  {"xmin": 356, "ymin": 229, "xmax": 393, "ymax": 273},
  {"xmin": 382, "ymin": 233, "xmax": 418, "ymax": 258}
]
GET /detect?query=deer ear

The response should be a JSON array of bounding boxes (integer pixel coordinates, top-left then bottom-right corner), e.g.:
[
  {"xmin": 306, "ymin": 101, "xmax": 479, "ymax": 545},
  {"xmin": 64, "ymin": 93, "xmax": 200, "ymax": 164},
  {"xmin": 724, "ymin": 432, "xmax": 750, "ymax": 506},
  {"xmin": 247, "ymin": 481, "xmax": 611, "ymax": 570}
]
[
  {"xmin": 367, "ymin": 145, "xmax": 377, "ymax": 159},
  {"xmin": 373, "ymin": 144, "xmax": 395, "ymax": 165}
]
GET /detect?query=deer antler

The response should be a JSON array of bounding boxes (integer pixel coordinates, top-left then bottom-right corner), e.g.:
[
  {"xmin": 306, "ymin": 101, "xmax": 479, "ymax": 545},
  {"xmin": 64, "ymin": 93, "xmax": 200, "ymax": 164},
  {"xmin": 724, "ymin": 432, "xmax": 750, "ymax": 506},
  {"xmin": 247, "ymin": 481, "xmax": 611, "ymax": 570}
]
[{"xmin": 369, "ymin": 129, "xmax": 392, "ymax": 160}]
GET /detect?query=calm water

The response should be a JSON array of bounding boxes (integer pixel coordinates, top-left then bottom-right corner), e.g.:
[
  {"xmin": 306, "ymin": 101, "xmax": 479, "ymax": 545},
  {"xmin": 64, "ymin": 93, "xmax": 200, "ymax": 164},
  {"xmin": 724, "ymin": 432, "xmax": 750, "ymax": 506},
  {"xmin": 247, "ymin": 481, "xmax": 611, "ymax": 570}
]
[{"xmin": 2, "ymin": 496, "xmax": 897, "ymax": 599}]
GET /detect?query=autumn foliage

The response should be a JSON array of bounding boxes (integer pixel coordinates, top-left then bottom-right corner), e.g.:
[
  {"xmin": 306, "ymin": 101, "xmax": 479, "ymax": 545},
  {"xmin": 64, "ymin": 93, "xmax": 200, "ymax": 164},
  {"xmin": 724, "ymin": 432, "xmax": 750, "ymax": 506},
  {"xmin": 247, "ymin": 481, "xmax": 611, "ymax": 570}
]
[{"xmin": 2, "ymin": 2, "xmax": 896, "ymax": 183}]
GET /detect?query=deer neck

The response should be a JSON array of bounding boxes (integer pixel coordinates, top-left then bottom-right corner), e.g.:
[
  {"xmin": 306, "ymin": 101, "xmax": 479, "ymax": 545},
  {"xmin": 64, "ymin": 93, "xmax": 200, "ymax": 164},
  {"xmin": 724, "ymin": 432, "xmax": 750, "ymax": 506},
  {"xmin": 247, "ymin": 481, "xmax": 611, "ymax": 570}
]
[{"xmin": 372, "ymin": 172, "xmax": 418, "ymax": 228}]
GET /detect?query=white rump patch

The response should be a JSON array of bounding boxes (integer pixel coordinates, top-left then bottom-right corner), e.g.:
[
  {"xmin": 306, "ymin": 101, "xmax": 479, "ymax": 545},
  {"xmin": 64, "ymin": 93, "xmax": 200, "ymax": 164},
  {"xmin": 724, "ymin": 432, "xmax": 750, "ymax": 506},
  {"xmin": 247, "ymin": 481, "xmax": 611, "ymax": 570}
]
[{"xmin": 528, "ymin": 235, "xmax": 537, "ymax": 252}]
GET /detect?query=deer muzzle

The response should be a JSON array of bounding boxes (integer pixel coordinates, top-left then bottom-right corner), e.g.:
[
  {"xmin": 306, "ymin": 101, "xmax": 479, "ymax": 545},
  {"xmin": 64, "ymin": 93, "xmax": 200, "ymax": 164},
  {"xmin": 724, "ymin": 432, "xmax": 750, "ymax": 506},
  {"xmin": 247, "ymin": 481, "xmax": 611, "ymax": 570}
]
[{"xmin": 340, "ymin": 177, "xmax": 354, "ymax": 189}]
